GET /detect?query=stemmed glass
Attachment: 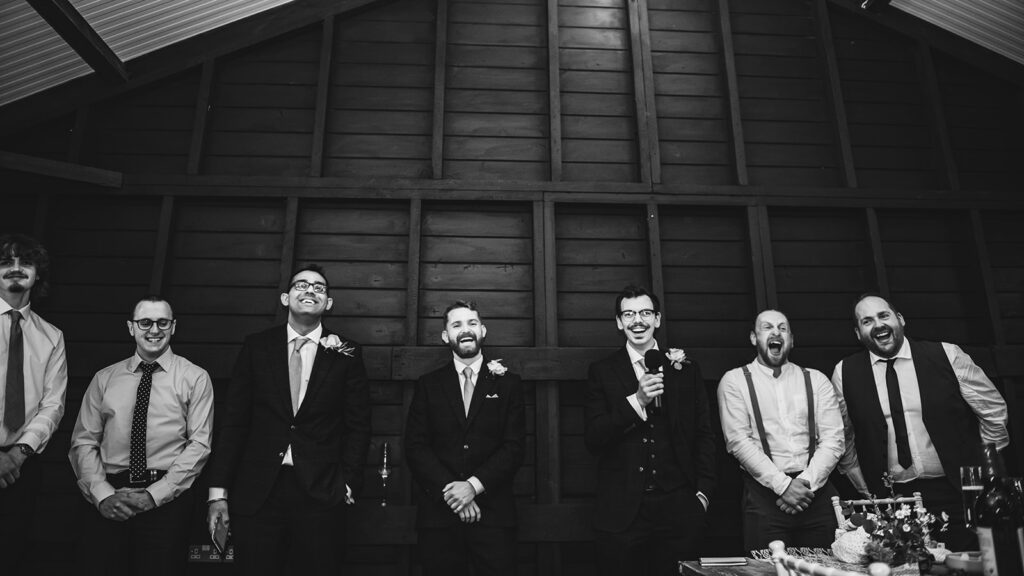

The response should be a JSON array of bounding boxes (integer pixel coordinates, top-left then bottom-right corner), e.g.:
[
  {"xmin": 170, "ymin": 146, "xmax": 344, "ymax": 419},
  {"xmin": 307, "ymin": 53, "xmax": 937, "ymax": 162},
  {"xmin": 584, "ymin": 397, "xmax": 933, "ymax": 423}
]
[{"xmin": 378, "ymin": 441, "xmax": 392, "ymax": 507}]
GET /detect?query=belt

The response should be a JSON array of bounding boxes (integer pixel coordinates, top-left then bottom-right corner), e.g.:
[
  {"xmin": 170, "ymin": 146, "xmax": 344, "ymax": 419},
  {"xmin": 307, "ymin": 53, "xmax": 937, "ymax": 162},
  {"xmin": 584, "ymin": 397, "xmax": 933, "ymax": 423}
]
[{"xmin": 107, "ymin": 469, "xmax": 167, "ymax": 489}]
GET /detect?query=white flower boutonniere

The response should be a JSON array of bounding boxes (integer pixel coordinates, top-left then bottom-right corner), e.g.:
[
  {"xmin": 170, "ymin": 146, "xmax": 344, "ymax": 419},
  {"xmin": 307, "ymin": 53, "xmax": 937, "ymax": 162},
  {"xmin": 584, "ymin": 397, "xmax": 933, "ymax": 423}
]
[
  {"xmin": 486, "ymin": 359, "xmax": 508, "ymax": 378},
  {"xmin": 320, "ymin": 334, "xmax": 356, "ymax": 357},
  {"xmin": 666, "ymin": 348, "xmax": 690, "ymax": 370}
]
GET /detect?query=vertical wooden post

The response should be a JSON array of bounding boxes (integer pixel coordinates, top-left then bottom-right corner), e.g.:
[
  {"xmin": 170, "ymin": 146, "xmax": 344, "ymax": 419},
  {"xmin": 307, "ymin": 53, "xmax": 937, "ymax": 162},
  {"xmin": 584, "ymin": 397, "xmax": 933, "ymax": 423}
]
[
  {"xmin": 864, "ymin": 207, "xmax": 889, "ymax": 297},
  {"xmin": 747, "ymin": 205, "xmax": 767, "ymax": 312},
  {"xmin": 431, "ymin": 0, "xmax": 449, "ymax": 179},
  {"xmin": 716, "ymin": 0, "xmax": 748, "ymax": 185},
  {"xmin": 149, "ymin": 196, "xmax": 175, "ymax": 294},
  {"xmin": 757, "ymin": 205, "xmax": 777, "ymax": 309},
  {"xmin": 405, "ymin": 198, "xmax": 423, "ymax": 346},
  {"xmin": 970, "ymin": 210, "xmax": 1005, "ymax": 345},
  {"xmin": 187, "ymin": 60, "xmax": 216, "ymax": 175},
  {"xmin": 274, "ymin": 197, "xmax": 300, "ymax": 323},
  {"xmin": 310, "ymin": 17, "xmax": 335, "ymax": 178},
  {"xmin": 645, "ymin": 202, "xmax": 667, "ymax": 338},
  {"xmin": 815, "ymin": 0, "xmax": 857, "ymax": 188},
  {"xmin": 916, "ymin": 41, "xmax": 959, "ymax": 191},
  {"xmin": 536, "ymin": 198, "xmax": 561, "ymax": 576},
  {"xmin": 546, "ymin": 0, "xmax": 563, "ymax": 182},
  {"xmin": 626, "ymin": 0, "xmax": 652, "ymax": 183}
]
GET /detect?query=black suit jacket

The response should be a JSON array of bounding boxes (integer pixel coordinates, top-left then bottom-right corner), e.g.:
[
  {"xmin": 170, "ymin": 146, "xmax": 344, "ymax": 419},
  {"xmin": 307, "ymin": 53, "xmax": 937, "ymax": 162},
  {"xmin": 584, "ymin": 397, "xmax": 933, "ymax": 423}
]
[
  {"xmin": 404, "ymin": 358, "xmax": 526, "ymax": 528},
  {"xmin": 206, "ymin": 325, "xmax": 371, "ymax": 515},
  {"xmin": 585, "ymin": 348, "xmax": 716, "ymax": 532}
]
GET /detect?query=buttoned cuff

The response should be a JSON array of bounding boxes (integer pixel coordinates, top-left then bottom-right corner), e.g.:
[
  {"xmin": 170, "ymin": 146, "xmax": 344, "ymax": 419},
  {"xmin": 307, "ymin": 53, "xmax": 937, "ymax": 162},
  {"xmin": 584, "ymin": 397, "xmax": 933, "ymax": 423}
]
[
  {"xmin": 91, "ymin": 481, "xmax": 117, "ymax": 509},
  {"xmin": 626, "ymin": 393, "xmax": 648, "ymax": 422},
  {"xmin": 15, "ymin": 431, "xmax": 42, "ymax": 453},
  {"xmin": 208, "ymin": 487, "xmax": 228, "ymax": 502},
  {"xmin": 773, "ymin": 475, "xmax": 793, "ymax": 497},
  {"xmin": 147, "ymin": 480, "xmax": 173, "ymax": 507},
  {"xmin": 467, "ymin": 476, "xmax": 485, "ymax": 495}
]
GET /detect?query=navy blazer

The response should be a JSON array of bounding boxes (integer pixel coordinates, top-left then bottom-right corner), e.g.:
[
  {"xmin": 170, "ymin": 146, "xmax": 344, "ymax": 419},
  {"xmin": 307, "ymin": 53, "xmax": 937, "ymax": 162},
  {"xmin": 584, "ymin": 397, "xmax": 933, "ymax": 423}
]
[
  {"xmin": 206, "ymin": 324, "xmax": 371, "ymax": 515},
  {"xmin": 405, "ymin": 358, "xmax": 526, "ymax": 528}
]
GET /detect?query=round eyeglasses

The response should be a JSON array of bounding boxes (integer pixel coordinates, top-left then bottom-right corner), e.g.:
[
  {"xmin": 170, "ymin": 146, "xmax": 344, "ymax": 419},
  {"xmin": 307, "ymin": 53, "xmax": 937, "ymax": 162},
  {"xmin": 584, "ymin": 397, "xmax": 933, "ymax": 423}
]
[
  {"xmin": 291, "ymin": 280, "xmax": 328, "ymax": 294},
  {"xmin": 131, "ymin": 318, "xmax": 174, "ymax": 330},
  {"xmin": 619, "ymin": 309, "xmax": 656, "ymax": 321}
]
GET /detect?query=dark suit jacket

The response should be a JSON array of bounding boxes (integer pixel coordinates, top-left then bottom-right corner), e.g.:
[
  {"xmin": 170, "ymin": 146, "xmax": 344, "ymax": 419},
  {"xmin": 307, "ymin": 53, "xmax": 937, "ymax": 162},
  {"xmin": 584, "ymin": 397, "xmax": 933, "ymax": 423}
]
[
  {"xmin": 585, "ymin": 348, "xmax": 716, "ymax": 532},
  {"xmin": 206, "ymin": 324, "xmax": 371, "ymax": 515},
  {"xmin": 404, "ymin": 358, "xmax": 526, "ymax": 528}
]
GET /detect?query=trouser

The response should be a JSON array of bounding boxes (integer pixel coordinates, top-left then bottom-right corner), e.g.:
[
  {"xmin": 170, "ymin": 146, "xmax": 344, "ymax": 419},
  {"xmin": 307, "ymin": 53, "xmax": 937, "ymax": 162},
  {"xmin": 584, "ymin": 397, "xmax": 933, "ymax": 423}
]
[
  {"xmin": 0, "ymin": 447, "xmax": 41, "ymax": 573},
  {"xmin": 742, "ymin": 473, "xmax": 839, "ymax": 553},
  {"xmin": 417, "ymin": 523, "xmax": 517, "ymax": 576}
]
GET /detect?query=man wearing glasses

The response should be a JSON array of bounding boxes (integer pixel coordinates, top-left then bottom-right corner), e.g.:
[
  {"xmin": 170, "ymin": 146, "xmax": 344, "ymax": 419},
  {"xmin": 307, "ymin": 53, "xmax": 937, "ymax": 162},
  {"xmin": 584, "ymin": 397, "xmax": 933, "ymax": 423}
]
[
  {"xmin": 0, "ymin": 234, "xmax": 67, "ymax": 573},
  {"xmin": 69, "ymin": 296, "xmax": 213, "ymax": 575},
  {"xmin": 206, "ymin": 264, "xmax": 371, "ymax": 575},
  {"xmin": 585, "ymin": 285, "xmax": 715, "ymax": 576}
]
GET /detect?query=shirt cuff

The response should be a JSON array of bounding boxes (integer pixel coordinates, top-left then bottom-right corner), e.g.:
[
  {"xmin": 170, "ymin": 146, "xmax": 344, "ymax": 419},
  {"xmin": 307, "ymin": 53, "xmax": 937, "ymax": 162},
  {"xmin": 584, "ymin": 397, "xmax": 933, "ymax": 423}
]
[
  {"xmin": 626, "ymin": 393, "xmax": 648, "ymax": 422},
  {"xmin": 467, "ymin": 476, "xmax": 485, "ymax": 496},
  {"xmin": 146, "ymin": 480, "xmax": 173, "ymax": 507},
  {"xmin": 91, "ymin": 482, "xmax": 117, "ymax": 509},
  {"xmin": 696, "ymin": 491, "xmax": 709, "ymax": 511},
  {"xmin": 15, "ymin": 431, "xmax": 42, "ymax": 453},
  {"xmin": 773, "ymin": 475, "xmax": 793, "ymax": 497},
  {"xmin": 208, "ymin": 487, "xmax": 228, "ymax": 502}
]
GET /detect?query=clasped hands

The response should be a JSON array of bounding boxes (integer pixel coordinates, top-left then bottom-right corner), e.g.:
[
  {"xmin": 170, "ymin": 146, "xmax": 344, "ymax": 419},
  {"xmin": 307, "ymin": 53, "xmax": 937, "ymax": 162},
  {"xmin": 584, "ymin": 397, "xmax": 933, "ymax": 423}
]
[
  {"xmin": 99, "ymin": 489, "xmax": 156, "ymax": 521},
  {"xmin": 0, "ymin": 450, "xmax": 24, "ymax": 488},
  {"xmin": 776, "ymin": 477, "xmax": 814, "ymax": 515},
  {"xmin": 443, "ymin": 480, "xmax": 481, "ymax": 524},
  {"xmin": 636, "ymin": 372, "xmax": 664, "ymax": 407}
]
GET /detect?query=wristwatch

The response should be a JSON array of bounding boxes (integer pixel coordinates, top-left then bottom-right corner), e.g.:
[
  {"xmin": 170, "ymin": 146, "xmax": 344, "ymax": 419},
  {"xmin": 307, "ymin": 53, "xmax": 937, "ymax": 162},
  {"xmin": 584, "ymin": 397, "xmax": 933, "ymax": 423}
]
[{"xmin": 12, "ymin": 444, "xmax": 34, "ymax": 457}]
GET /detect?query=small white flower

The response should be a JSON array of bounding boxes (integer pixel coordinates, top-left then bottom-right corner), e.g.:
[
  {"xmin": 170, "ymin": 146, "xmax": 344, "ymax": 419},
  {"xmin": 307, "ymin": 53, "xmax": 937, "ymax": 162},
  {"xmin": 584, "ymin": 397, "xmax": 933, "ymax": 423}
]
[
  {"xmin": 902, "ymin": 524, "xmax": 912, "ymax": 533},
  {"xmin": 665, "ymin": 348, "xmax": 690, "ymax": 370},
  {"xmin": 320, "ymin": 334, "xmax": 355, "ymax": 357},
  {"xmin": 894, "ymin": 508, "xmax": 909, "ymax": 519},
  {"xmin": 487, "ymin": 359, "xmax": 508, "ymax": 377}
]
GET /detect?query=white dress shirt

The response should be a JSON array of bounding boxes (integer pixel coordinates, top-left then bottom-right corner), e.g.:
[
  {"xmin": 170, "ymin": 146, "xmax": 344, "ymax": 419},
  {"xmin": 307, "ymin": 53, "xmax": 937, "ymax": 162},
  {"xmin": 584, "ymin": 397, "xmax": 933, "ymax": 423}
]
[
  {"xmin": 282, "ymin": 323, "xmax": 322, "ymax": 466},
  {"xmin": 454, "ymin": 354, "xmax": 486, "ymax": 495},
  {"xmin": 0, "ymin": 301, "xmax": 67, "ymax": 452},
  {"xmin": 832, "ymin": 339, "xmax": 1009, "ymax": 494},
  {"xmin": 718, "ymin": 360, "xmax": 844, "ymax": 496}
]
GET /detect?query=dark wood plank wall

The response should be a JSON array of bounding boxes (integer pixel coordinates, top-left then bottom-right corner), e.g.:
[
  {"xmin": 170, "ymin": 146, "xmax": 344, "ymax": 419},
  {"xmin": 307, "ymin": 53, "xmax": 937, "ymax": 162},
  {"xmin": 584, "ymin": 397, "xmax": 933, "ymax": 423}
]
[{"xmin": 2, "ymin": 0, "xmax": 1023, "ymax": 574}]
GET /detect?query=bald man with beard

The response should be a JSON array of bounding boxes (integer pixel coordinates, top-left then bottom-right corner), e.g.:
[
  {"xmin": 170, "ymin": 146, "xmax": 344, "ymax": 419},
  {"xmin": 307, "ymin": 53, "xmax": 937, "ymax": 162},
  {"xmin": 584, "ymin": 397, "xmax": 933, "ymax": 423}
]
[{"xmin": 718, "ymin": 309, "xmax": 844, "ymax": 552}]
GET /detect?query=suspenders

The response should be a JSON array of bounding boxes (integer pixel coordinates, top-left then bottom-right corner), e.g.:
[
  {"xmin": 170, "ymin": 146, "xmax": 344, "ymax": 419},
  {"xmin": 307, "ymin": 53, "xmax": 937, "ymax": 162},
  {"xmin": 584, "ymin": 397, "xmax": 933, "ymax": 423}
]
[{"xmin": 740, "ymin": 365, "xmax": 817, "ymax": 463}]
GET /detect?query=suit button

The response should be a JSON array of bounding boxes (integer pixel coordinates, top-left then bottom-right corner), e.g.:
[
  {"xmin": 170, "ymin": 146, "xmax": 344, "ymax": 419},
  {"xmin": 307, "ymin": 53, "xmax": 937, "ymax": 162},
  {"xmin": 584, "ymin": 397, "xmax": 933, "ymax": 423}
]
[
  {"xmin": 290, "ymin": 425, "xmax": 296, "ymax": 430},
  {"xmin": 641, "ymin": 438, "xmax": 647, "ymax": 444},
  {"xmin": 638, "ymin": 466, "xmax": 644, "ymax": 472},
  {"xmin": 463, "ymin": 444, "xmax": 469, "ymax": 450},
  {"xmin": 652, "ymin": 469, "xmax": 657, "ymax": 475},
  {"xmin": 278, "ymin": 452, "xmax": 285, "ymax": 457}
]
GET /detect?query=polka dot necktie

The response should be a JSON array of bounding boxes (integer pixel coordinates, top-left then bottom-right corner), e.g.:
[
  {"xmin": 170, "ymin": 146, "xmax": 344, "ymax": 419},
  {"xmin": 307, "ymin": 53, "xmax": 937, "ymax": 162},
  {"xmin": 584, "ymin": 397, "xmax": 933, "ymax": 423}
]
[{"xmin": 129, "ymin": 362, "xmax": 159, "ymax": 483}]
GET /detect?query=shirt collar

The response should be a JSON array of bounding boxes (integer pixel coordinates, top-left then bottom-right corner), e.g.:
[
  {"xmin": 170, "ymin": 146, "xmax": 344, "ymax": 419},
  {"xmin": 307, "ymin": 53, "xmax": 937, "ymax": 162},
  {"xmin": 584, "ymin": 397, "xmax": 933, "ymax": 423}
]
[
  {"xmin": 869, "ymin": 337, "xmax": 912, "ymax": 365},
  {"xmin": 287, "ymin": 323, "xmax": 323, "ymax": 346},
  {"xmin": 0, "ymin": 299, "xmax": 32, "ymax": 319},
  {"xmin": 750, "ymin": 359, "xmax": 793, "ymax": 378},
  {"xmin": 453, "ymin": 354, "xmax": 484, "ymax": 377},
  {"xmin": 626, "ymin": 341, "xmax": 660, "ymax": 368},
  {"xmin": 129, "ymin": 347, "xmax": 174, "ymax": 373}
]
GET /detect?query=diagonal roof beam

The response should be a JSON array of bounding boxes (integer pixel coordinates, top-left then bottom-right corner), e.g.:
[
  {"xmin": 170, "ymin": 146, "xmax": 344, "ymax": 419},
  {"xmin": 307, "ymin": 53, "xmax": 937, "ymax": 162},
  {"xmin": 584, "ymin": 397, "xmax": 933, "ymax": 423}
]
[
  {"xmin": 827, "ymin": 0, "xmax": 1023, "ymax": 87},
  {"xmin": 0, "ymin": 150, "xmax": 123, "ymax": 187},
  {"xmin": 26, "ymin": 0, "xmax": 128, "ymax": 83},
  {"xmin": 0, "ymin": 0, "xmax": 384, "ymax": 134}
]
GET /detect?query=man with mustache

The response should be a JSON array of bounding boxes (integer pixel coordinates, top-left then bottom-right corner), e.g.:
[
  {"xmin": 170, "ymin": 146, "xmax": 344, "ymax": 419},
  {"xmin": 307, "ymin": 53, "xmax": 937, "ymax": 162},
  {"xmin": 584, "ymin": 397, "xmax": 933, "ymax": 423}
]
[
  {"xmin": 405, "ymin": 301, "xmax": 525, "ymax": 576},
  {"xmin": 833, "ymin": 294, "xmax": 1008, "ymax": 551},
  {"xmin": 718, "ymin": 309, "xmax": 844, "ymax": 551},
  {"xmin": 69, "ymin": 296, "xmax": 213, "ymax": 575},
  {"xmin": 205, "ymin": 264, "xmax": 371, "ymax": 575},
  {"xmin": 585, "ymin": 286, "xmax": 715, "ymax": 575},
  {"xmin": 0, "ymin": 234, "xmax": 67, "ymax": 572}
]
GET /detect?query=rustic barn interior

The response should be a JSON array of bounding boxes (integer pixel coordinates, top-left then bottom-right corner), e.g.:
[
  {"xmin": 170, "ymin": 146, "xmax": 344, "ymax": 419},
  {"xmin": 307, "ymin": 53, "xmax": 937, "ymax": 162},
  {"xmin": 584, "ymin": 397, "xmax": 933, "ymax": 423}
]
[{"xmin": 1, "ymin": 0, "xmax": 1023, "ymax": 574}]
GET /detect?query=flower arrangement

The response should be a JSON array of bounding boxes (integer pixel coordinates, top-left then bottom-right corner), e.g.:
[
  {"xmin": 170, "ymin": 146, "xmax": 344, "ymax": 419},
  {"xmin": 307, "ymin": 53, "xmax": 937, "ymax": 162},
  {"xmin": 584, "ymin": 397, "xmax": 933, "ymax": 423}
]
[
  {"xmin": 486, "ymin": 359, "xmax": 508, "ymax": 378},
  {"xmin": 665, "ymin": 348, "xmax": 690, "ymax": 370},
  {"xmin": 320, "ymin": 334, "xmax": 356, "ymax": 357}
]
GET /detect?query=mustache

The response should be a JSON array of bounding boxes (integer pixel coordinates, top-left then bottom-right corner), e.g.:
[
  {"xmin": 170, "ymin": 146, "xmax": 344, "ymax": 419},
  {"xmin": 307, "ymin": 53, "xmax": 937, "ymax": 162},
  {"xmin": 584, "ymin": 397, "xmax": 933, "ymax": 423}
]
[
  {"xmin": 871, "ymin": 327, "xmax": 892, "ymax": 338},
  {"xmin": 456, "ymin": 331, "xmax": 478, "ymax": 343},
  {"xmin": 627, "ymin": 322, "xmax": 650, "ymax": 331},
  {"xmin": 3, "ymin": 272, "xmax": 27, "ymax": 279}
]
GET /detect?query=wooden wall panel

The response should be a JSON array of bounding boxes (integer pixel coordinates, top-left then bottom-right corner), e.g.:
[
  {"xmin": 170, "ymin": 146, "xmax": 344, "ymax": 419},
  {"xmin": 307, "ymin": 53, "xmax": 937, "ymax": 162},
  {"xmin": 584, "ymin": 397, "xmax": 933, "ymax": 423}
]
[
  {"xmin": 326, "ymin": 0, "xmax": 435, "ymax": 178},
  {"xmin": 878, "ymin": 209, "xmax": 990, "ymax": 346},
  {"xmin": 0, "ymin": 113, "xmax": 76, "ymax": 162},
  {"xmin": 205, "ymin": 28, "xmax": 319, "ymax": 176},
  {"xmin": 933, "ymin": 52, "xmax": 1024, "ymax": 191},
  {"xmin": 828, "ymin": 8, "xmax": 937, "ymax": 189},
  {"xmin": 559, "ymin": 0, "xmax": 639, "ymax": 182},
  {"xmin": 445, "ymin": 0, "xmax": 549, "ymax": 180},
  {"xmin": 0, "ymin": 195, "xmax": 38, "ymax": 234},
  {"xmin": 730, "ymin": 0, "xmax": 840, "ymax": 186},
  {"xmin": 648, "ymin": 0, "xmax": 732, "ymax": 184},
  {"xmin": 982, "ymin": 211, "xmax": 1024, "ymax": 344}
]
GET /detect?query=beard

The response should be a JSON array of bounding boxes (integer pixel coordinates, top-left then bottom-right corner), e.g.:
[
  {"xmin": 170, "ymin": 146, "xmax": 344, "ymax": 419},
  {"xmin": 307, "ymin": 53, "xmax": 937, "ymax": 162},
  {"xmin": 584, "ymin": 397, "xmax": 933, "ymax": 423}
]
[{"xmin": 448, "ymin": 331, "xmax": 483, "ymax": 359}]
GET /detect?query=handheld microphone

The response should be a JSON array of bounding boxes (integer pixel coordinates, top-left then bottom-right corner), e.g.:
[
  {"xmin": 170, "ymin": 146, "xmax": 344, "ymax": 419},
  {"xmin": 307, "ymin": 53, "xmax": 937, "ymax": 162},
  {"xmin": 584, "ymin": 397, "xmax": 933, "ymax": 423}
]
[{"xmin": 643, "ymin": 349, "xmax": 665, "ymax": 409}]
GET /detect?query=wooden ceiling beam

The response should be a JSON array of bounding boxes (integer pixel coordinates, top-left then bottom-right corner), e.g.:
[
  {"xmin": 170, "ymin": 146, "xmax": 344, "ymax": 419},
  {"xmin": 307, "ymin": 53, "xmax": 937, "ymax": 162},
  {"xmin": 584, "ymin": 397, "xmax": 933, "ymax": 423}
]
[
  {"xmin": 26, "ymin": 0, "xmax": 128, "ymax": 83},
  {"xmin": 0, "ymin": 0, "xmax": 384, "ymax": 134},
  {"xmin": 0, "ymin": 151, "xmax": 122, "ymax": 187}
]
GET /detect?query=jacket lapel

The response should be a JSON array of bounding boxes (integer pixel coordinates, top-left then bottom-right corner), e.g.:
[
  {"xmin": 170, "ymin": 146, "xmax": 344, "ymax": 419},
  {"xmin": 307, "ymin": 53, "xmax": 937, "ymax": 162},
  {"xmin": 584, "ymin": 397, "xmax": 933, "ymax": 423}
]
[
  {"xmin": 441, "ymin": 360, "xmax": 468, "ymax": 424},
  {"xmin": 270, "ymin": 325, "xmax": 293, "ymax": 412},
  {"xmin": 613, "ymin": 348, "xmax": 639, "ymax": 396},
  {"xmin": 299, "ymin": 331, "xmax": 336, "ymax": 415},
  {"xmin": 465, "ymin": 358, "xmax": 495, "ymax": 428}
]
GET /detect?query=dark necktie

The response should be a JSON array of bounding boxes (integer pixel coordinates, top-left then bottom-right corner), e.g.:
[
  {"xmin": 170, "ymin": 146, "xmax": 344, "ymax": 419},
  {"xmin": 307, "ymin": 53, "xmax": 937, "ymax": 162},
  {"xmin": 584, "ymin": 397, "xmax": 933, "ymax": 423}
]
[
  {"xmin": 885, "ymin": 358, "xmax": 913, "ymax": 469},
  {"xmin": 3, "ymin": 310, "xmax": 25, "ymax": 434},
  {"xmin": 129, "ymin": 362, "xmax": 159, "ymax": 482}
]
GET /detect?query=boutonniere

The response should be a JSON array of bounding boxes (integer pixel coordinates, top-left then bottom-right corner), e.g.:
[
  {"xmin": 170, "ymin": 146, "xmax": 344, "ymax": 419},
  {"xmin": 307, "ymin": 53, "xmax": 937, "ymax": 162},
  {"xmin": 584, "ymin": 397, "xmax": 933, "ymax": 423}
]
[
  {"xmin": 665, "ymin": 348, "xmax": 690, "ymax": 370},
  {"xmin": 320, "ymin": 334, "xmax": 356, "ymax": 357},
  {"xmin": 486, "ymin": 359, "xmax": 508, "ymax": 378}
]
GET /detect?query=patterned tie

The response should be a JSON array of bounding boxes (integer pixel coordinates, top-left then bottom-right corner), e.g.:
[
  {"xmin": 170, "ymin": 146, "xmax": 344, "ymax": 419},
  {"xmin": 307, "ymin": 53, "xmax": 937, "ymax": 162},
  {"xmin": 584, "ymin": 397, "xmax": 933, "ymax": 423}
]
[
  {"xmin": 129, "ymin": 362, "xmax": 159, "ymax": 483},
  {"xmin": 462, "ymin": 366, "xmax": 474, "ymax": 416},
  {"xmin": 885, "ymin": 358, "xmax": 913, "ymax": 469},
  {"xmin": 2, "ymin": 307, "xmax": 23, "ymax": 432},
  {"xmin": 3, "ymin": 310, "xmax": 24, "ymax": 434},
  {"xmin": 289, "ymin": 338, "xmax": 309, "ymax": 414}
]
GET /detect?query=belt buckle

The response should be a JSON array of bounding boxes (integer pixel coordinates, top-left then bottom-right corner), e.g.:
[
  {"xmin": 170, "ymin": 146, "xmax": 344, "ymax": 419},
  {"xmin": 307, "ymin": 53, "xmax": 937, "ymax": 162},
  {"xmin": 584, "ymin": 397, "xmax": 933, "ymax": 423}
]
[{"xmin": 129, "ymin": 469, "xmax": 157, "ymax": 486}]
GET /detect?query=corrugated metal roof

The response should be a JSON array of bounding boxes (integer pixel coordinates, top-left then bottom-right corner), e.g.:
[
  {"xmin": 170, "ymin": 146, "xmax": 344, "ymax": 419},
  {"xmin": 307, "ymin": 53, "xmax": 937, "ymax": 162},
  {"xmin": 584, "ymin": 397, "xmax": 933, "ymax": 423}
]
[
  {"xmin": 893, "ymin": 0, "xmax": 1024, "ymax": 67},
  {"xmin": 0, "ymin": 0, "xmax": 295, "ymax": 107}
]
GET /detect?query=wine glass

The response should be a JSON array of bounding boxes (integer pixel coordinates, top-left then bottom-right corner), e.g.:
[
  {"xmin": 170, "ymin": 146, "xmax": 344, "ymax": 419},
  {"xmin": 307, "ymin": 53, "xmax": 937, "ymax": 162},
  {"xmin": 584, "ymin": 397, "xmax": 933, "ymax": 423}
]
[{"xmin": 378, "ymin": 441, "xmax": 392, "ymax": 507}]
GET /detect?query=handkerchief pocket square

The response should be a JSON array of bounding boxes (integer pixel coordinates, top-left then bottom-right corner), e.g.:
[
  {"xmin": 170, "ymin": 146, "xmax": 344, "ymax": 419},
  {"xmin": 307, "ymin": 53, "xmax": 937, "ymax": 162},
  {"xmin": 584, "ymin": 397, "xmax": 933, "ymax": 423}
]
[{"xmin": 485, "ymin": 393, "xmax": 500, "ymax": 399}]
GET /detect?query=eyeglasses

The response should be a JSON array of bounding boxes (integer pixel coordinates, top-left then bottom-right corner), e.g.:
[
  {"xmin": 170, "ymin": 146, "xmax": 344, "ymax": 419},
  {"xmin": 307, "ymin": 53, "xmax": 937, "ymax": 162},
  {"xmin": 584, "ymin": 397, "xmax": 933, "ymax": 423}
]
[
  {"xmin": 131, "ymin": 318, "xmax": 174, "ymax": 330},
  {"xmin": 291, "ymin": 280, "xmax": 328, "ymax": 294},
  {"xmin": 619, "ymin": 309, "xmax": 656, "ymax": 321}
]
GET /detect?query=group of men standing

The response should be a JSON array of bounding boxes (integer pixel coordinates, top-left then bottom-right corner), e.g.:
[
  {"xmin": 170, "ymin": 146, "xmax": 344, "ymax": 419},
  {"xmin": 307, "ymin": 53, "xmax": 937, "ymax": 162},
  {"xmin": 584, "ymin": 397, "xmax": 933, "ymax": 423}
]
[{"xmin": 0, "ymin": 231, "xmax": 1012, "ymax": 576}]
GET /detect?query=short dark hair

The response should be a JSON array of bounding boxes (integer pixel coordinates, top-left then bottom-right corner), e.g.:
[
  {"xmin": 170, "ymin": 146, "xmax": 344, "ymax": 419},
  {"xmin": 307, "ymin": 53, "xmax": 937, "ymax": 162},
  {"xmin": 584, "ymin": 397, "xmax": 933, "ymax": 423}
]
[
  {"xmin": 442, "ymin": 300, "xmax": 480, "ymax": 326},
  {"xmin": 289, "ymin": 264, "xmax": 330, "ymax": 290},
  {"xmin": 0, "ymin": 233, "xmax": 51, "ymax": 300},
  {"xmin": 131, "ymin": 295, "xmax": 173, "ymax": 319},
  {"xmin": 852, "ymin": 292, "xmax": 899, "ymax": 324},
  {"xmin": 614, "ymin": 285, "xmax": 660, "ymax": 317}
]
